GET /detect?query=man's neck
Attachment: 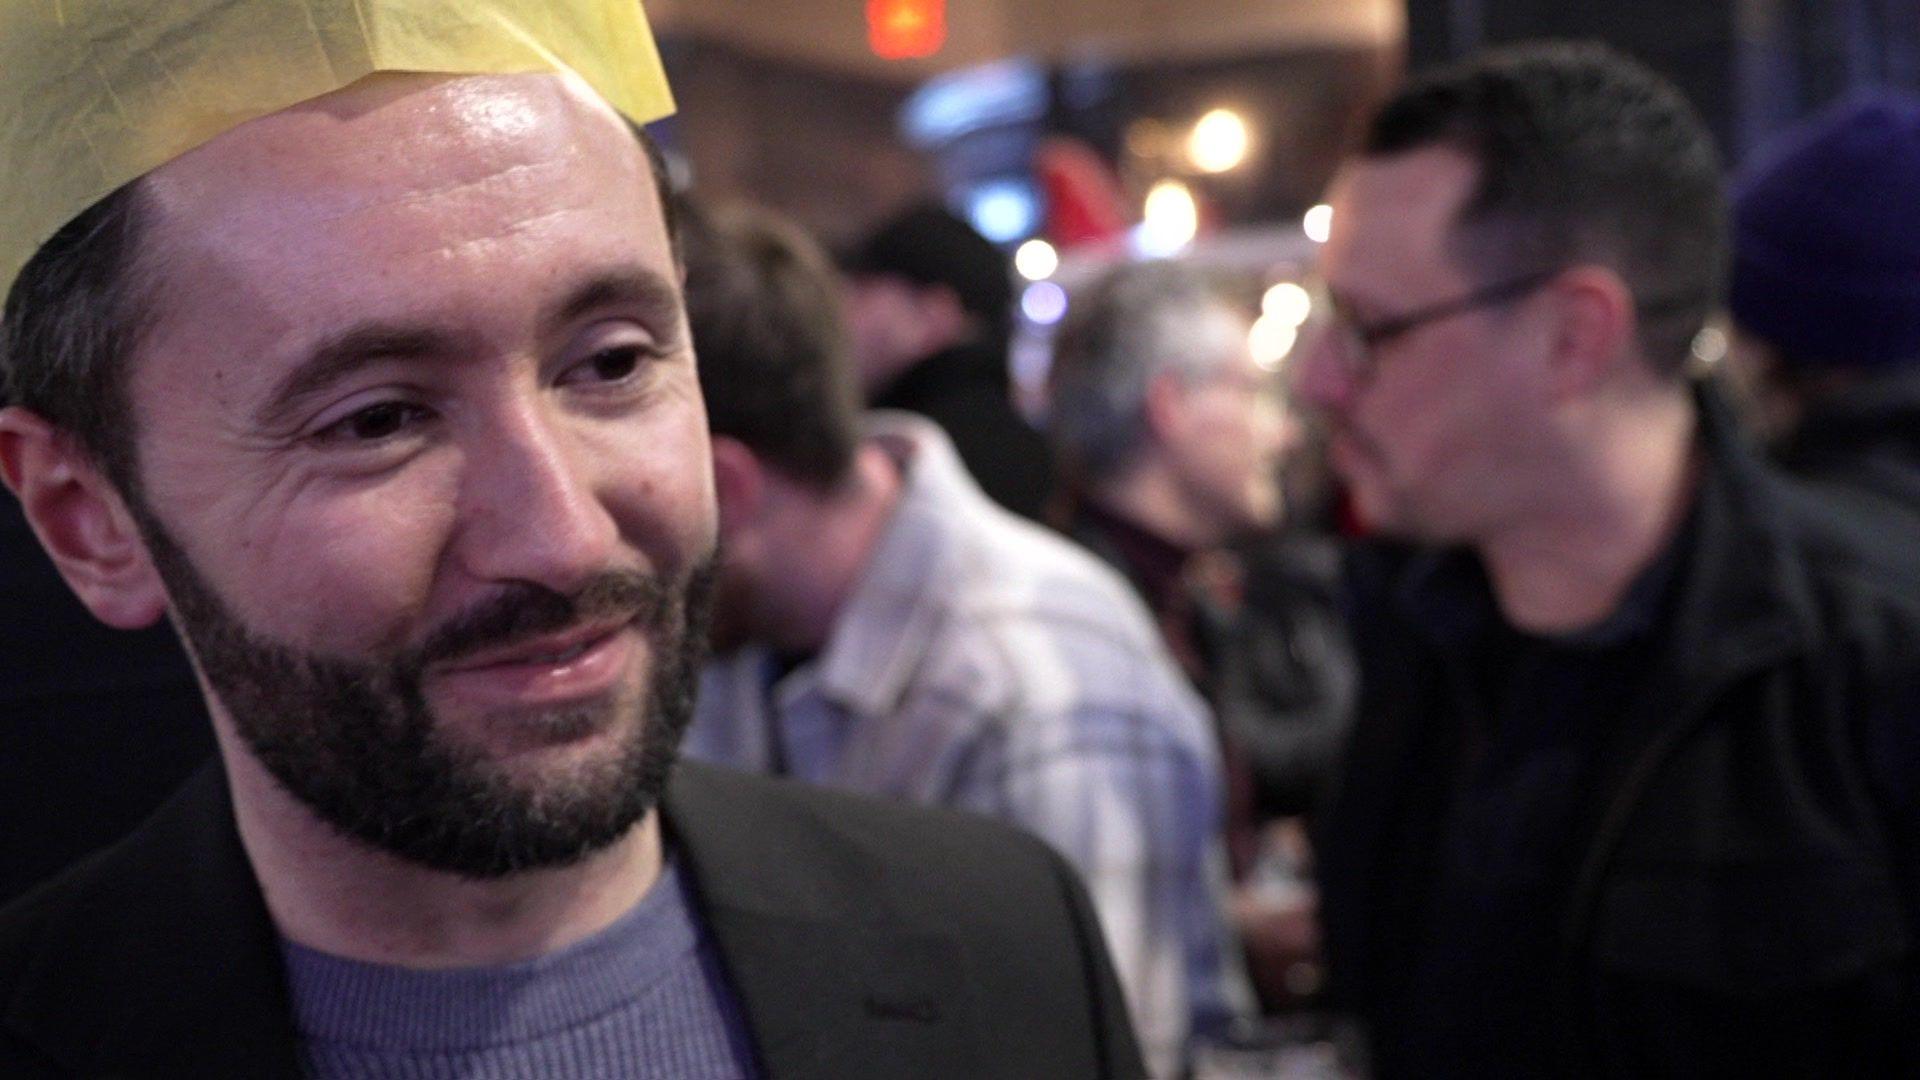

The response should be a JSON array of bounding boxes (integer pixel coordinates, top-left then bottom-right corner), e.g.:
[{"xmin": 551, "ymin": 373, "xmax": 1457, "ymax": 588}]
[
  {"xmin": 762, "ymin": 443, "xmax": 905, "ymax": 653},
  {"xmin": 1479, "ymin": 392, "xmax": 1698, "ymax": 634},
  {"xmin": 1089, "ymin": 460, "xmax": 1219, "ymax": 553},
  {"xmin": 219, "ymin": 738, "xmax": 664, "ymax": 969}
]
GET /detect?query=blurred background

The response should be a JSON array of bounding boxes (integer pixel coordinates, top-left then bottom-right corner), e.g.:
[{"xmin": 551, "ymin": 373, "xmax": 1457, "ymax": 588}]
[
  {"xmin": 647, "ymin": 0, "xmax": 1919, "ymax": 248},
  {"xmin": 645, "ymin": 0, "xmax": 1920, "ymax": 413}
]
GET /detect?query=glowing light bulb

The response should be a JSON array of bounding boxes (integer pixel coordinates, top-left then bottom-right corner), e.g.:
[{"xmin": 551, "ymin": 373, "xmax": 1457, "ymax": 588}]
[{"xmin": 1188, "ymin": 108, "xmax": 1250, "ymax": 174}]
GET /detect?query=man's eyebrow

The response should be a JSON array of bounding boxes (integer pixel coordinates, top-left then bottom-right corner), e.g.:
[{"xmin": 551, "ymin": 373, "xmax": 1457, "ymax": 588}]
[
  {"xmin": 544, "ymin": 265, "xmax": 685, "ymax": 342},
  {"xmin": 253, "ymin": 266, "xmax": 684, "ymax": 432},
  {"xmin": 255, "ymin": 325, "xmax": 454, "ymax": 432}
]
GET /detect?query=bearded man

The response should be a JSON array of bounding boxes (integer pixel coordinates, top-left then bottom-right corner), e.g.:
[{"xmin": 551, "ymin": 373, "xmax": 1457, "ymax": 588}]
[{"xmin": 0, "ymin": 4, "xmax": 1143, "ymax": 1076}]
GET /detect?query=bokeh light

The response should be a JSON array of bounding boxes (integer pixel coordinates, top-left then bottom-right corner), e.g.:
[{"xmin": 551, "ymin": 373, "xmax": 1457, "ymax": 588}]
[
  {"xmin": 1303, "ymin": 203, "xmax": 1333, "ymax": 244},
  {"xmin": 1139, "ymin": 179, "xmax": 1200, "ymax": 257},
  {"xmin": 1249, "ymin": 313, "xmax": 1299, "ymax": 371},
  {"xmin": 1014, "ymin": 238, "xmax": 1060, "ymax": 281},
  {"xmin": 1022, "ymin": 280, "xmax": 1069, "ymax": 325},
  {"xmin": 1187, "ymin": 108, "xmax": 1250, "ymax": 174},
  {"xmin": 1261, "ymin": 281, "xmax": 1312, "ymax": 327}
]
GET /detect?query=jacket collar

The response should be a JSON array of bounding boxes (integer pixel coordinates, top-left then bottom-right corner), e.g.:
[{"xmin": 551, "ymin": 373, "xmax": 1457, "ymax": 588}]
[
  {"xmin": 1657, "ymin": 378, "xmax": 1811, "ymax": 681},
  {"xmin": 806, "ymin": 414, "xmax": 983, "ymax": 719},
  {"xmin": 6, "ymin": 760, "xmax": 980, "ymax": 1079}
]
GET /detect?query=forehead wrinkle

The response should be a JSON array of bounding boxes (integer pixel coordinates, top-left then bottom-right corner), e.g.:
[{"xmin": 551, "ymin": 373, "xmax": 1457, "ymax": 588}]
[{"xmin": 302, "ymin": 157, "xmax": 573, "ymax": 229}]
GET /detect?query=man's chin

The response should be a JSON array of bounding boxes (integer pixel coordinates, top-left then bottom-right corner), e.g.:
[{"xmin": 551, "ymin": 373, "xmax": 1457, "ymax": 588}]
[{"xmin": 459, "ymin": 693, "xmax": 632, "ymax": 755}]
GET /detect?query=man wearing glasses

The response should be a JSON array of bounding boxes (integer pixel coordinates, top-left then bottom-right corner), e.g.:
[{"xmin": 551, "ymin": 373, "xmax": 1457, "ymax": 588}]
[{"xmin": 1296, "ymin": 42, "xmax": 1920, "ymax": 1076}]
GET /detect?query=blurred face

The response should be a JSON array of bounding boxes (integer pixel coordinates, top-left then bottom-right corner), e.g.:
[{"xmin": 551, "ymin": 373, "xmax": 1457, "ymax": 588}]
[
  {"xmin": 1164, "ymin": 304, "xmax": 1297, "ymax": 540},
  {"xmin": 124, "ymin": 73, "xmax": 718, "ymax": 877},
  {"xmin": 842, "ymin": 274, "xmax": 943, "ymax": 396},
  {"xmin": 1291, "ymin": 147, "xmax": 1552, "ymax": 542}
]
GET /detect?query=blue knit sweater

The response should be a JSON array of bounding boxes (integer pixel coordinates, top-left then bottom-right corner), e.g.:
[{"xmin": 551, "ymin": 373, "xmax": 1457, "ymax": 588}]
[{"xmin": 279, "ymin": 860, "xmax": 759, "ymax": 1079}]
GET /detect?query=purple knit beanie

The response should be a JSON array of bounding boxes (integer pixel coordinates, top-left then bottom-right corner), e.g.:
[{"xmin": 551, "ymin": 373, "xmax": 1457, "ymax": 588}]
[{"xmin": 1731, "ymin": 92, "xmax": 1920, "ymax": 370}]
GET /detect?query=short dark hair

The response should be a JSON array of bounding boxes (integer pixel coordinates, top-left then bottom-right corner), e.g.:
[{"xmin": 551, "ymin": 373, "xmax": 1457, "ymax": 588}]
[
  {"xmin": 1365, "ymin": 41, "xmax": 1726, "ymax": 374},
  {"xmin": 1, "ymin": 122, "xmax": 682, "ymax": 498},
  {"xmin": 1, "ymin": 179, "xmax": 155, "ymax": 495},
  {"xmin": 841, "ymin": 202, "xmax": 1012, "ymax": 332},
  {"xmin": 682, "ymin": 203, "xmax": 861, "ymax": 489}
]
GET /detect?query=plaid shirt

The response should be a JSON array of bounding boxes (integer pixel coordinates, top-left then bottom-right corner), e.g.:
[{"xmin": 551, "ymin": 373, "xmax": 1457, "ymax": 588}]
[{"xmin": 686, "ymin": 414, "xmax": 1247, "ymax": 1076}]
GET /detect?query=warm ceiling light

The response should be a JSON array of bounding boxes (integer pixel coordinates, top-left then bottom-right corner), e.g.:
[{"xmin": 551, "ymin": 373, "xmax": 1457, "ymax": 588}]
[
  {"xmin": 1188, "ymin": 108, "xmax": 1250, "ymax": 174},
  {"xmin": 868, "ymin": 0, "xmax": 946, "ymax": 60}
]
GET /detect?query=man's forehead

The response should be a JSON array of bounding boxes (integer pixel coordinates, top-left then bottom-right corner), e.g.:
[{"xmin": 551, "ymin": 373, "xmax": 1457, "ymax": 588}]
[
  {"xmin": 1323, "ymin": 146, "xmax": 1481, "ymax": 299},
  {"xmin": 127, "ymin": 72, "xmax": 674, "ymax": 391},
  {"xmin": 137, "ymin": 73, "xmax": 662, "ymax": 301},
  {"xmin": 144, "ymin": 73, "xmax": 632, "ymax": 217}
]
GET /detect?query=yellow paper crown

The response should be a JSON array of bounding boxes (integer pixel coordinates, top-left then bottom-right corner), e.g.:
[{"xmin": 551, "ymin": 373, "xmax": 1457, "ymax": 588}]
[{"xmin": 0, "ymin": 0, "xmax": 676, "ymax": 304}]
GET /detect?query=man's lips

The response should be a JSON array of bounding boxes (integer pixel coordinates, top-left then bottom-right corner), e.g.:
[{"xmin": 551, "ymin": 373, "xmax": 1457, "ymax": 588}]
[
  {"xmin": 437, "ymin": 620, "xmax": 630, "ymax": 674},
  {"xmin": 428, "ymin": 620, "xmax": 640, "ymax": 709}
]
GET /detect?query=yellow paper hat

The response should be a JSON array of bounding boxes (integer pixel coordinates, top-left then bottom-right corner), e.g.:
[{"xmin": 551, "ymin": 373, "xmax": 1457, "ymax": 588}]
[{"xmin": 0, "ymin": 0, "xmax": 676, "ymax": 304}]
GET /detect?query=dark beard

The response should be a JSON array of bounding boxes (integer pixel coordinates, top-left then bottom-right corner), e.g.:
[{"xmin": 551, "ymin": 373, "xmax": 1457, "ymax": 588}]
[{"xmin": 134, "ymin": 504, "xmax": 714, "ymax": 879}]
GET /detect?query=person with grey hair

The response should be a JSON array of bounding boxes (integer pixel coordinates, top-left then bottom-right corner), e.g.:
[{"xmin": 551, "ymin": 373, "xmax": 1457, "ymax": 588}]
[
  {"xmin": 1048, "ymin": 260, "xmax": 1351, "ymax": 820},
  {"xmin": 1050, "ymin": 261, "xmax": 1291, "ymax": 543},
  {"xmin": 1047, "ymin": 261, "xmax": 1356, "ymax": 1009}
]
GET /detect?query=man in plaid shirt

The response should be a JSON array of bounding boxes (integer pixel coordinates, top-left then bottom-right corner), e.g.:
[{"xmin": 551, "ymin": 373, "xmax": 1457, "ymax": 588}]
[{"xmin": 677, "ymin": 205, "xmax": 1248, "ymax": 1075}]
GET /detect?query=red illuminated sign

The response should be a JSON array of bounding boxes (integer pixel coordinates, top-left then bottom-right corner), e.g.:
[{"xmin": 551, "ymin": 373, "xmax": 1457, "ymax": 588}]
[{"xmin": 867, "ymin": 0, "xmax": 945, "ymax": 60}]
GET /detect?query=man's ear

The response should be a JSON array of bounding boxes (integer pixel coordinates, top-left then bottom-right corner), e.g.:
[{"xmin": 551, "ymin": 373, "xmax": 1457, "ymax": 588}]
[
  {"xmin": 1545, "ymin": 266, "xmax": 1636, "ymax": 400},
  {"xmin": 709, "ymin": 436, "xmax": 767, "ymax": 545},
  {"xmin": 0, "ymin": 407, "xmax": 168, "ymax": 629}
]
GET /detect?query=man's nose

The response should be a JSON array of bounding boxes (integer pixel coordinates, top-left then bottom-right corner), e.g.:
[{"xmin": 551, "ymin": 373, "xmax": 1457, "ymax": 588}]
[
  {"xmin": 1289, "ymin": 330, "xmax": 1357, "ymax": 414},
  {"xmin": 453, "ymin": 407, "xmax": 621, "ymax": 594}
]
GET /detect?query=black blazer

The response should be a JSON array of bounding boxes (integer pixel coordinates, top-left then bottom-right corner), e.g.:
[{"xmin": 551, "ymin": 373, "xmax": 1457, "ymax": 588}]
[{"xmin": 0, "ymin": 761, "xmax": 1145, "ymax": 1078}]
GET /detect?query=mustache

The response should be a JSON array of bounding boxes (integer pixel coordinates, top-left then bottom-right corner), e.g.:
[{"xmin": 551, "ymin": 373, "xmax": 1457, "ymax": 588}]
[{"xmin": 410, "ymin": 571, "xmax": 684, "ymax": 670}]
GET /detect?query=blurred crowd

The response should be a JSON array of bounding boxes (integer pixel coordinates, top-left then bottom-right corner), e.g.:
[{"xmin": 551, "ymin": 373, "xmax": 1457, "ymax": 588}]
[{"xmin": 5, "ymin": 23, "xmax": 1920, "ymax": 1080}]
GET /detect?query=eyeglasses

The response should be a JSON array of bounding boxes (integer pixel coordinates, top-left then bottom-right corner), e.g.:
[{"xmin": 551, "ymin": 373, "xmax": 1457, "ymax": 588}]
[{"xmin": 1304, "ymin": 268, "xmax": 1563, "ymax": 381}]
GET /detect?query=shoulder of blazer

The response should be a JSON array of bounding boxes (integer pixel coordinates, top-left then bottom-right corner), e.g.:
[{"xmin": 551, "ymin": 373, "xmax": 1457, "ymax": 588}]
[{"xmin": 0, "ymin": 763, "xmax": 303, "ymax": 1079}]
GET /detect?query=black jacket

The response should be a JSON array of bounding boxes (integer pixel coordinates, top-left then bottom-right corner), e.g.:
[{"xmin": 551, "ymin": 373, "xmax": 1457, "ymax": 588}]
[
  {"xmin": 1319, "ymin": 383, "xmax": 1920, "ymax": 1076},
  {"xmin": 0, "ymin": 761, "xmax": 1144, "ymax": 1078},
  {"xmin": 1776, "ymin": 368, "xmax": 1920, "ymax": 531}
]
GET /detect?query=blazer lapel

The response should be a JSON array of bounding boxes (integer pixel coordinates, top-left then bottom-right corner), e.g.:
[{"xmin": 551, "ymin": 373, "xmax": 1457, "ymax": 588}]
[{"xmin": 663, "ymin": 764, "xmax": 981, "ymax": 1080}]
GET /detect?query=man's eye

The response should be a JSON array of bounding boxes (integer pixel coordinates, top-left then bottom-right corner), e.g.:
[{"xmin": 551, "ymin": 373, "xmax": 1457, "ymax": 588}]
[
  {"xmin": 577, "ymin": 345, "xmax": 650, "ymax": 384},
  {"xmin": 319, "ymin": 401, "xmax": 429, "ymax": 442}
]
